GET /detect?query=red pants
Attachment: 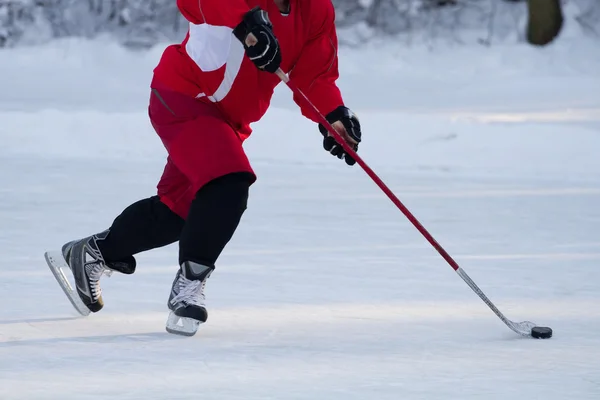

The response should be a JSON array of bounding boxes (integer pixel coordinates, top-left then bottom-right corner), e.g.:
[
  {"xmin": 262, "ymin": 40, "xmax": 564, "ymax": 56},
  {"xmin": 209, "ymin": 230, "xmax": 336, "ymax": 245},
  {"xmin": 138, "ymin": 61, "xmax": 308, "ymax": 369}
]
[{"xmin": 148, "ymin": 86, "xmax": 256, "ymax": 219}]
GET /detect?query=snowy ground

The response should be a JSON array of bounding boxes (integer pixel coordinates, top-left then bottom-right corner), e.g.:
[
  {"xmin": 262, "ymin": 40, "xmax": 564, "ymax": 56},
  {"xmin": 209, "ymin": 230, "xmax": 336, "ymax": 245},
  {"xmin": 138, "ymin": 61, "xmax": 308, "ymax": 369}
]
[{"xmin": 1, "ymin": 35, "xmax": 600, "ymax": 399}]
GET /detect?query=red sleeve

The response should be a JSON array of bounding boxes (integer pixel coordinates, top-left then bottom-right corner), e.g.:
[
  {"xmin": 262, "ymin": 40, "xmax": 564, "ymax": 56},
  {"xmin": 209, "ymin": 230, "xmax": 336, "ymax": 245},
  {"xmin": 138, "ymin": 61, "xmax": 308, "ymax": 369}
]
[
  {"xmin": 177, "ymin": 0, "xmax": 250, "ymax": 28},
  {"xmin": 289, "ymin": 0, "xmax": 344, "ymax": 123}
]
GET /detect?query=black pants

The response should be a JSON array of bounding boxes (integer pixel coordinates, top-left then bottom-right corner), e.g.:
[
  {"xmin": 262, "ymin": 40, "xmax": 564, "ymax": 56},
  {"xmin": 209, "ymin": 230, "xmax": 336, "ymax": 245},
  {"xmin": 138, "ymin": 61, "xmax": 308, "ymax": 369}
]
[{"xmin": 97, "ymin": 172, "xmax": 252, "ymax": 268}]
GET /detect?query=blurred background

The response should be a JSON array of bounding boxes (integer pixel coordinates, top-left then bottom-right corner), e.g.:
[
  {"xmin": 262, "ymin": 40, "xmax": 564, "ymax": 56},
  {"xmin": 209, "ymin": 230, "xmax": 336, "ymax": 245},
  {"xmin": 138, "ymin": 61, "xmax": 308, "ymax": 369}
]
[{"xmin": 0, "ymin": 0, "xmax": 598, "ymax": 49}]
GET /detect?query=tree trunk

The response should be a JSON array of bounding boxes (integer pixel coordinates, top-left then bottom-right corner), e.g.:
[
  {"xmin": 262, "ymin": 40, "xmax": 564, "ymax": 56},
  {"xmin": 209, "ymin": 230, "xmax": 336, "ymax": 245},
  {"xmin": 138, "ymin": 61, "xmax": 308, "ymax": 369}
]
[{"xmin": 527, "ymin": 0, "xmax": 564, "ymax": 46}]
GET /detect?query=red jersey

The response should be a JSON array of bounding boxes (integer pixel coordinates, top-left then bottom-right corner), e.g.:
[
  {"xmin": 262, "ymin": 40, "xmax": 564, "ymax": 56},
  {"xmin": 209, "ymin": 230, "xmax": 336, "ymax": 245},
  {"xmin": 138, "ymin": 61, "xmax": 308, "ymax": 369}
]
[{"xmin": 152, "ymin": 0, "xmax": 344, "ymax": 140}]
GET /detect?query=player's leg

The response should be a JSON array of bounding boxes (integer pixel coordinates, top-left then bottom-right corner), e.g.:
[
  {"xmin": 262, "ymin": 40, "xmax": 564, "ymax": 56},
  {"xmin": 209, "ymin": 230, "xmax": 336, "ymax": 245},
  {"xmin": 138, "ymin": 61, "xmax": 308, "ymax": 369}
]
[
  {"xmin": 166, "ymin": 171, "xmax": 253, "ymax": 335},
  {"xmin": 149, "ymin": 86, "xmax": 256, "ymax": 335},
  {"xmin": 51, "ymin": 87, "xmax": 196, "ymax": 314},
  {"xmin": 59, "ymin": 168, "xmax": 186, "ymax": 313},
  {"xmin": 96, "ymin": 157, "xmax": 191, "ymax": 262},
  {"xmin": 96, "ymin": 196, "xmax": 184, "ymax": 262}
]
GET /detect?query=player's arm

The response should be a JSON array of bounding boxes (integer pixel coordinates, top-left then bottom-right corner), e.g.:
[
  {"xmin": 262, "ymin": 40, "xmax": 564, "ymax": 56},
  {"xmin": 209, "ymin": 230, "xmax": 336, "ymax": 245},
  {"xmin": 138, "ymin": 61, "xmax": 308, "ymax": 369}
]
[
  {"xmin": 182, "ymin": 0, "xmax": 282, "ymax": 74},
  {"xmin": 177, "ymin": 0, "xmax": 250, "ymax": 27},
  {"xmin": 179, "ymin": 0, "xmax": 282, "ymax": 73},
  {"xmin": 289, "ymin": 1, "xmax": 362, "ymax": 166}
]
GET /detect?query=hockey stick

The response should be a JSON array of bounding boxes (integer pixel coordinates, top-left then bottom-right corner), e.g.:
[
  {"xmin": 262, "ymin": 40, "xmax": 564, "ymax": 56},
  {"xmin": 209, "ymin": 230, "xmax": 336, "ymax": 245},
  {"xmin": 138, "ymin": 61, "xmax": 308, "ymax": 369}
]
[{"xmin": 276, "ymin": 68, "xmax": 548, "ymax": 338}]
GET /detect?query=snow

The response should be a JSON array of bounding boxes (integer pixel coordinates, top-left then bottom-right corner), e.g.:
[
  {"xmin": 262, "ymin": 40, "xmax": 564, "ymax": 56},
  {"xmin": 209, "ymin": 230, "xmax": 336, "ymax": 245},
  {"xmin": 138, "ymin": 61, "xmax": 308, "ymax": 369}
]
[{"xmin": 1, "ymin": 33, "xmax": 600, "ymax": 399}]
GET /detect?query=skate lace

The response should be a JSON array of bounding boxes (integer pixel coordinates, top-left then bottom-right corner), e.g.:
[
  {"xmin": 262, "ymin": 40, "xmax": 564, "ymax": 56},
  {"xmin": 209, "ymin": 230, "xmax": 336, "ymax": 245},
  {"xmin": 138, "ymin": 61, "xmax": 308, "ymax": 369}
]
[
  {"xmin": 171, "ymin": 275, "xmax": 206, "ymax": 307},
  {"xmin": 88, "ymin": 263, "xmax": 113, "ymax": 300}
]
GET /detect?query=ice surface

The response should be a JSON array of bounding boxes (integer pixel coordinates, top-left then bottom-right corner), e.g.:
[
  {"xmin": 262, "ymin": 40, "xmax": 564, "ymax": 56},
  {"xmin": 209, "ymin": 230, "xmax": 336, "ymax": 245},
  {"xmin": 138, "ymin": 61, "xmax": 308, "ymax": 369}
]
[{"xmin": 0, "ymin": 37, "xmax": 599, "ymax": 399}]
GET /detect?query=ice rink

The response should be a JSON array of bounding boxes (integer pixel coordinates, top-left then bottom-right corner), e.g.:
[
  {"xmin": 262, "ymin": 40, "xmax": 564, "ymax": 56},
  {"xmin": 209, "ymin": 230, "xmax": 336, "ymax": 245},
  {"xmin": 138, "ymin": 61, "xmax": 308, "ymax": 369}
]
[{"xmin": 1, "ymin": 37, "xmax": 599, "ymax": 399}]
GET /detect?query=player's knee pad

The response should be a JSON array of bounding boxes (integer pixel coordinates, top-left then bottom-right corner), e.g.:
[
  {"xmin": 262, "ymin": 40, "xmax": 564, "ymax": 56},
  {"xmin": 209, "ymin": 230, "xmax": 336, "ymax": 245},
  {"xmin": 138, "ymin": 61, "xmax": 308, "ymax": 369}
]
[
  {"xmin": 195, "ymin": 172, "xmax": 253, "ymax": 211},
  {"xmin": 179, "ymin": 172, "xmax": 253, "ymax": 266}
]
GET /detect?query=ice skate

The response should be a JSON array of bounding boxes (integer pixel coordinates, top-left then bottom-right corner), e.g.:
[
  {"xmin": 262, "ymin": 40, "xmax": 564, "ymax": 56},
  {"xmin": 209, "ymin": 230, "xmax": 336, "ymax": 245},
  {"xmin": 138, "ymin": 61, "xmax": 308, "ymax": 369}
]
[
  {"xmin": 166, "ymin": 261, "xmax": 213, "ymax": 336},
  {"xmin": 45, "ymin": 230, "xmax": 136, "ymax": 316}
]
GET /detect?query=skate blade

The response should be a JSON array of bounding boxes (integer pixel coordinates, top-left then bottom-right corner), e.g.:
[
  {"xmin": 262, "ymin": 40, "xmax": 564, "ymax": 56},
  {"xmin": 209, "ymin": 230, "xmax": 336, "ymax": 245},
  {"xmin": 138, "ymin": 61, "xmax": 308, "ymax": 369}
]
[
  {"xmin": 44, "ymin": 251, "xmax": 90, "ymax": 317},
  {"xmin": 165, "ymin": 311, "xmax": 202, "ymax": 337}
]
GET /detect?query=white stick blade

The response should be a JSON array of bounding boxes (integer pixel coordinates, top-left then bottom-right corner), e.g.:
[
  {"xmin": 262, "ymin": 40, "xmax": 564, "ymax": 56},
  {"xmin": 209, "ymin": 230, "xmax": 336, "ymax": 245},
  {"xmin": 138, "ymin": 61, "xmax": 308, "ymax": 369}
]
[{"xmin": 508, "ymin": 320, "xmax": 537, "ymax": 337}]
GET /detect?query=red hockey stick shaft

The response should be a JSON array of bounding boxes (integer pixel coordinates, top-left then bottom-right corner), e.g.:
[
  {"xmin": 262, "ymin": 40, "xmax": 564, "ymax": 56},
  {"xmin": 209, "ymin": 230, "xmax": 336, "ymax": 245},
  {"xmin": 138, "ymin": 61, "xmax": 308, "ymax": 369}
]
[
  {"xmin": 276, "ymin": 69, "xmax": 461, "ymax": 272},
  {"xmin": 277, "ymin": 69, "xmax": 545, "ymax": 337}
]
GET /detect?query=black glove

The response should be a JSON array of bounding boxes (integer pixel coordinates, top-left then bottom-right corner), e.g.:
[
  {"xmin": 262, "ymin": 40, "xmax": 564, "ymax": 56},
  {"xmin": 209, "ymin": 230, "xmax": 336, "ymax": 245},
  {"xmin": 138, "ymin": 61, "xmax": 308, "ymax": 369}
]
[
  {"xmin": 233, "ymin": 7, "xmax": 282, "ymax": 73},
  {"xmin": 318, "ymin": 106, "xmax": 362, "ymax": 166}
]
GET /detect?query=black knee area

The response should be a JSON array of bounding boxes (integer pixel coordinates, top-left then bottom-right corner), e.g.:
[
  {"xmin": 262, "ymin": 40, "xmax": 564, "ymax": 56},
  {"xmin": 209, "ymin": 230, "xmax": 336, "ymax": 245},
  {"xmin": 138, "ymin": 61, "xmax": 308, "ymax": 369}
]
[
  {"xmin": 201, "ymin": 172, "xmax": 252, "ymax": 208},
  {"xmin": 178, "ymin": 172, "xmax": 253, "ymax": 267}
]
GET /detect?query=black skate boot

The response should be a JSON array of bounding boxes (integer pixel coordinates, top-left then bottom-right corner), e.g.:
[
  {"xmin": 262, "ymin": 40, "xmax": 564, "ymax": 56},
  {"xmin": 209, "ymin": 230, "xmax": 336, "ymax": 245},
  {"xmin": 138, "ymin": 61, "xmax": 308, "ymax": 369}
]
[
  {"xmin": 57, "ymin": 230, "xmax": 136, "ymax": 314},
  {"xmin": 165, "ymin": 261, "xmax": 213, "ymax": 336}
]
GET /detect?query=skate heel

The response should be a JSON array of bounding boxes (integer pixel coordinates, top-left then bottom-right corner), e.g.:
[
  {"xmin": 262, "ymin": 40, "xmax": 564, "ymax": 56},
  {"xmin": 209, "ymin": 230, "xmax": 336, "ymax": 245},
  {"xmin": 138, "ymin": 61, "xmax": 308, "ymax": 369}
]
[
  {"xmin": 165, "ymin": 311, "xmax": 203, "ymax": 336},
  {"xmin": 45, "ymin": 251, "xmax": 91, "ymax": 316}
]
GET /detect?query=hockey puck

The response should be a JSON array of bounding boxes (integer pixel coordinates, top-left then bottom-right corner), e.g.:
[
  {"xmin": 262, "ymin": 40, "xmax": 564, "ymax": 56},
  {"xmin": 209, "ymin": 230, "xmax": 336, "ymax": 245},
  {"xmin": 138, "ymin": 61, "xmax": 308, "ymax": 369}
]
[{"xmin": 531, "ymin": 326, "xmax": 553, "ymax": 339}]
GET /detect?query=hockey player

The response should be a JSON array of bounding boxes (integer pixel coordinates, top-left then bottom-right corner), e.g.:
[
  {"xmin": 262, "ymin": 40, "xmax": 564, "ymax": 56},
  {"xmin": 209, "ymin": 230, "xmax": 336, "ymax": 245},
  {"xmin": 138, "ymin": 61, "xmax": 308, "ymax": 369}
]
[{"xmin": 49, "ymin": 0, "xmax": 362, "ymax": 336}]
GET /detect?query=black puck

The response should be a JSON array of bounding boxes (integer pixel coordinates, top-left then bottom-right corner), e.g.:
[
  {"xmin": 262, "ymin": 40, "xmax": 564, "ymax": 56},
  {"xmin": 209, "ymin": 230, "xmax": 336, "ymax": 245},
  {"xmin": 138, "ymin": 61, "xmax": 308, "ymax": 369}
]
[{"xmin": 531, "ymin": 326, "xmax": 553, "ymax": 339}]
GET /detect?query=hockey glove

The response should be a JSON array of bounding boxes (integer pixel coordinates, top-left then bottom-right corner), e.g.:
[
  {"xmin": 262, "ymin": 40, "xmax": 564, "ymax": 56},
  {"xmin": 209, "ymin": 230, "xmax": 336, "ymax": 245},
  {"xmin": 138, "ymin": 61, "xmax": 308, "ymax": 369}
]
[
  {"xmin": 318, "ymin": 106, "xmax": 362, "ymax": 166},
  {"xmin": 233, "ymin": 7, "xmax": 282, "ymax": 73}
]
